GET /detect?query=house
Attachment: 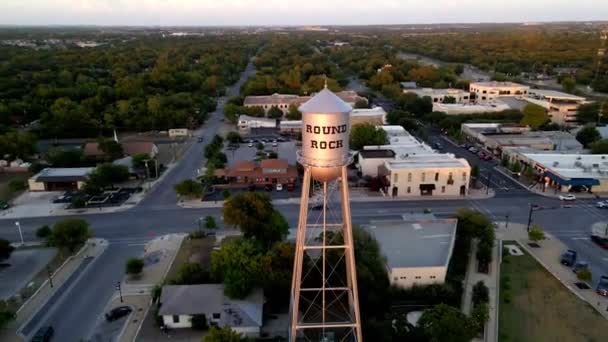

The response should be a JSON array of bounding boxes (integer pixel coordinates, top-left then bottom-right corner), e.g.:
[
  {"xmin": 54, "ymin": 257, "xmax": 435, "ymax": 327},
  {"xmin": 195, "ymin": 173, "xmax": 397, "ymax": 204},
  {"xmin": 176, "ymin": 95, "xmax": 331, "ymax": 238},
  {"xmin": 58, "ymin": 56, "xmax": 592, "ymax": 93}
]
[
  {"xmin": 214, "ymin": 159, "xmax": 298, "ymax": 186},
  {"xmin": 83, "ymin": 141, "xmax": 158, "ymax": 159},
  {"xmin": 469, "ymin": 81, "xmax": 529, "ymax": 103},
  {"xmin": 366, "ymin": 217, "xmax": 458, "ymax": 288},
  {"xmin": 159, "ymin": 284, "xmax": 263, "ymax": 338},
  {"xmin": 28, "ymin": 167, "xmax": 94, "ymax": 191}
]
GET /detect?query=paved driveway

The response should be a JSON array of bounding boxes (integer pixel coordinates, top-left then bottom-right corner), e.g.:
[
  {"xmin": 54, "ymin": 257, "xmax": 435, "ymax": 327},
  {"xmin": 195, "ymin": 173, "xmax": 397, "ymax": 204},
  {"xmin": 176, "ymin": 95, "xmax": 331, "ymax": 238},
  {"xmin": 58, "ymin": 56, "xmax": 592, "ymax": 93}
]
[{"xmin": 0, "ymin": 247, "xmax": 57, "ymax": 299}]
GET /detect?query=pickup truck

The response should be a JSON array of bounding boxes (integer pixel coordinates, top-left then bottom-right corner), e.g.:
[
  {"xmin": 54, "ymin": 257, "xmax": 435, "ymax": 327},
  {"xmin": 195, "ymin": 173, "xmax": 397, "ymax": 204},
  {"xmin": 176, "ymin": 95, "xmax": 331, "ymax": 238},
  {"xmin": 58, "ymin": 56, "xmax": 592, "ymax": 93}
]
[
  {"xmin": 591, "ymin": 223, "xmax": 608, "ymax": 249},
  {"xmin": 560, "ymin": 249, "xmax": 577, "ymax": 267}
]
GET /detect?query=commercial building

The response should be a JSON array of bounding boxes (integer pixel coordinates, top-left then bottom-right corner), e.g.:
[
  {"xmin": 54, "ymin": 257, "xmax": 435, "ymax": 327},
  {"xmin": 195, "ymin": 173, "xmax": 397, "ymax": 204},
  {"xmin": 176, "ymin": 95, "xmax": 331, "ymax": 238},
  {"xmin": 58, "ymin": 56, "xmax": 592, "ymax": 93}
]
[
  {"xmin": 404, "ymin": 88, "xmax": 470, "ymax": 104},
  {"xmin": 243, "ymin": 90, "xmax": 366, "ymax": 115},
  {"xmin": 159, "ymin": 284, "xmax": 263, "ymax": 337},
  {"xmin": 366, "ymin": 217, "xmax": 458, "ymax": 288},
  {"xmin": 433, "ymin": 101, "xmax": 510, "ymax": 115},
  {"xmin": 237, "ymin": 115, "xmax": 277, "ymax": 133},
  {"xmin": 470, "ymin": 81, "xmax": 529, "ymax": 103},
  {"xmin": 518, "ymin": 153, "xmax": 608, "ymax": 193},
  {"xmin": 214, "ymin": 159, "xmax": 298, "ymax": 187},
  {"xmin": 357, "ymin": 126, "xmax": 471, "ymax": 197},
  {"xmin": 525, "ymin": 89, "xmax": 587, "ymax": 126},
  {"xmin": 28, "ymin": 167, "xmax": 94, "ymax": 191},
  {"xmin": 461, "ymin": 123, "xmax": 583, "ymax": 156},
  {"xmin": 279, "ymin": 106, "xmax": 387, "ymax": 134},
  {"xmin": 83, "ymin": 141, "xmax": 158, "ymax": 159}
]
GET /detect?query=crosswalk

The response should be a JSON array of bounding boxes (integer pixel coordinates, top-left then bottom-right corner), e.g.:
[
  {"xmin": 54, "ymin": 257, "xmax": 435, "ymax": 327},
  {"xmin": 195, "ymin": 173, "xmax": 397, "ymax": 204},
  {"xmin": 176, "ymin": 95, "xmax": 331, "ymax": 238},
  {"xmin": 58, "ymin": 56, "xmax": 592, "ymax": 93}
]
[{"xmin": 107, "ymin": 237, "xmax": 152, "ymax": 247}]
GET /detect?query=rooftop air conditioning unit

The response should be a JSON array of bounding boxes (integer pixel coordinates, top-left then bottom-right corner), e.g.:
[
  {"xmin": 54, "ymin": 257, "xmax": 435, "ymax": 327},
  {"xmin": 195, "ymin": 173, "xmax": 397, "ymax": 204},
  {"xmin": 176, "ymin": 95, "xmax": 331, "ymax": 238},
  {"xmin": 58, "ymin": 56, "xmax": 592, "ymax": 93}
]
[
  {"xmin": 553, "ymin": 161, "xmax": 559, "ymax": 167},
  {"xmin": 575, "ymin": 161, "xmax": 582, "ymax": 167}
]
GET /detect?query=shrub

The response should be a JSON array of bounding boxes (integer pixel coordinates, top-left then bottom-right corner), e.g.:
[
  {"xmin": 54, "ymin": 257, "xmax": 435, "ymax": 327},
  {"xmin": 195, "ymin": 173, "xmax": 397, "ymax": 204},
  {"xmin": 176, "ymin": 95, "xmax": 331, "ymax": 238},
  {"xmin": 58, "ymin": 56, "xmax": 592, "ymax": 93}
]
[
  {"xmin": 36, "ymin": 225, "xmax": 52, "ymax": 239},
  {"xmin": 577, "ymin": 269, "xmax": 592, "ymax": 282},
  {"xmin": 125, "ymin": 258, "xmax": 144, "ymax": 275},
  {"xmin": 8, "ymin": 180, "xmax": 26, "ymax": 192},
  {"xmin": 472, "ymin": 281, "xmax": 489, "ymax": 306}
]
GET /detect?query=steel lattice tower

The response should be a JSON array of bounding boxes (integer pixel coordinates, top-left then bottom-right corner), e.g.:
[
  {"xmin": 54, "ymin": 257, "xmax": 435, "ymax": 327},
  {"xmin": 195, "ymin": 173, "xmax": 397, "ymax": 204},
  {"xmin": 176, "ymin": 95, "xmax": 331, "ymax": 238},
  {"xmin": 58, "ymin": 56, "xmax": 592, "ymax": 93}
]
[{"xmin": 289, "ymin": 88, "xmax": 362, "ymax": 342}]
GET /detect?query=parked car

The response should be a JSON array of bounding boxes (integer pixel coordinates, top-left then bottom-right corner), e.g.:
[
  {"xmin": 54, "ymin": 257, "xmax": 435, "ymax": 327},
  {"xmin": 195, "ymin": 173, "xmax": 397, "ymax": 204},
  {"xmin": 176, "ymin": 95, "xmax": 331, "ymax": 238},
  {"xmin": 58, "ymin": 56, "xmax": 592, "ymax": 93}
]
[
  {"xmin": 31, "ymin": 326, "xmax": 54, "ymax": 342},
  {"xmin": 596, "ymin": 275, "xmax": 608, "ymax": 297},
  {"xmin": 433, "ymin": 142, "xmax": 443, "ymax": 150},
  {"xmin": 105, "ymin": 306, "xmax": 132, "ymax": 322},
  {"xmin": 591, "ymin": 224, "xmax": 608, "ymax": 248},
  {"xmin": 597, "ymin": 201, "xmax": 608, "ymax": 208},
  {"xmin": 560, "ymin": 249, "xmax": 577, "ymax": 267},
  {"xmin": 286, "ymin": 183, "xmax": 295, "ymax": 192},
  {"xmin": 572, "ymin": 261, "xmax": 589, "ymax": 274},
  {"xmin": 468, "ymin": 147, "xmax": 479, "ymax": 153},
  {"xmin": 0, "ymin": 200, "xmax": 9, "ymax": 210},
  {"xmin": 272, "ymin": 140, "xmax": 278, "ymax": 147},
  {"xmin": 248, "ymin": 142, "xmax": 253, "ymax": 147},
  {"xmin": 276, "ymin": 183, "xmax": 283, "ymax": 191},
  {"xmin": 559, "ymin": 194, "xmax": 576, "ymax": 201},
  {"xmin": 197, "ymin": 137, "xmax": 204, "ymax": 143}
]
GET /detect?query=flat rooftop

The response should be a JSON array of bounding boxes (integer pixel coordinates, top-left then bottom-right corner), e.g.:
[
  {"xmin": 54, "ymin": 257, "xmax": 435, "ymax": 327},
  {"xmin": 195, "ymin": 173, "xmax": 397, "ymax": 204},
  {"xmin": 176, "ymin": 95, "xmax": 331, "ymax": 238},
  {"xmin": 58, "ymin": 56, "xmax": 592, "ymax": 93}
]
[
  {"xmin": 359, "ymin": 149, "xmax": 396, "ymax": 159},
  {"xmin": 406, "ymin": 88, "xmax": 469, "ymax": 96},
  {"xmin": 470, "ymin": 81, "xmax": 528, "ymax": 88},
  {"xmin": 366, "ymin": 218, "xmax": 458, "ymax": 268},
  {"xmin": 528, "ymin": 89, "xmax": 585, "ymax": 101},
  {"xmin": 385, "ymin": 156, "xmax": 470, "ymax": 169},
  {"xmin": 33, "ymin": 167, "xmax": 94, "ymax": 182},
  {"xmin": 523, "ymin": 153, "xmax": 608, "ymax": 180}
]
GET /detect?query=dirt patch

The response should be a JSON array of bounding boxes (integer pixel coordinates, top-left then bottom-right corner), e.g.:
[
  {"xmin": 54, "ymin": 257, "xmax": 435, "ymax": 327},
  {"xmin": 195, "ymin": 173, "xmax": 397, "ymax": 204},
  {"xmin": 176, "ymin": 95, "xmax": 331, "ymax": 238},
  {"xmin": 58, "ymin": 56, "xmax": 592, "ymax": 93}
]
[
  {"xmin": 164, "ymin": 236, "xmax": 215, "ymax": 281},
  {"xmin": 0, "ymin": 173, "xmax": 30, "ymax": 202}
]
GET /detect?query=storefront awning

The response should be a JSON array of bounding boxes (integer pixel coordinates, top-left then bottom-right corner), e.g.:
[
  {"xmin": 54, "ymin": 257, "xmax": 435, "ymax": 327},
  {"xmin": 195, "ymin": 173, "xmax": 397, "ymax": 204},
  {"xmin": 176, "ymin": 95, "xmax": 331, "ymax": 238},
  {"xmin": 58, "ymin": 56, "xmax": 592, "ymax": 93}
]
[
  {"xmin": 543, "ymin": 172, "xmax": 600, "ymax": 187},
  {"xmin": 419, "ymin": 184, "xmax": 436, "ymax": 190}
]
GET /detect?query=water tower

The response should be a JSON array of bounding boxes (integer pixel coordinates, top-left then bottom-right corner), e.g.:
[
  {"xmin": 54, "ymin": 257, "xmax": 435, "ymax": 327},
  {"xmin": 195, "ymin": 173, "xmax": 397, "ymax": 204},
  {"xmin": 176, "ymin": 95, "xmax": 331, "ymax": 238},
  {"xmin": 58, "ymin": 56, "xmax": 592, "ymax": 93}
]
[{"xmin": 289, "ymin": 87, "xmax": 362, "ymax": 341}]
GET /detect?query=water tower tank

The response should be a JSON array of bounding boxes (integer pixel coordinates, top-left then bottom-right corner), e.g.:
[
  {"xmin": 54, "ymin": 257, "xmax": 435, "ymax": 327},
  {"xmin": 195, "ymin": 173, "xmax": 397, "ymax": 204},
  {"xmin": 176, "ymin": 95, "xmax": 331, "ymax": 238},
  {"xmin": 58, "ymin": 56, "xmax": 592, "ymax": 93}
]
[{"xmin": 298, "ymin": 88, "xmax": 352, "ymax": 182}]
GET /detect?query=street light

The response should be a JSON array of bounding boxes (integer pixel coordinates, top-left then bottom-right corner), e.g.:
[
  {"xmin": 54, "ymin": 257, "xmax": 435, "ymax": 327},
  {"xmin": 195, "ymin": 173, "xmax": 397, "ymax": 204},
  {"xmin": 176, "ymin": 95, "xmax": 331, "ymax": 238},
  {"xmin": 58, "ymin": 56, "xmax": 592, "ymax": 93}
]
[
  {"xmin": 115, "ymin": 281, "xmax": 123, "ymax": 303},
  {"xmin": 47, "ymin": 265, "xmax": 54, "ymax": 288},
  {"xmin": 14, "ymin": 221, "xmax": 24, "ymax": 246}
]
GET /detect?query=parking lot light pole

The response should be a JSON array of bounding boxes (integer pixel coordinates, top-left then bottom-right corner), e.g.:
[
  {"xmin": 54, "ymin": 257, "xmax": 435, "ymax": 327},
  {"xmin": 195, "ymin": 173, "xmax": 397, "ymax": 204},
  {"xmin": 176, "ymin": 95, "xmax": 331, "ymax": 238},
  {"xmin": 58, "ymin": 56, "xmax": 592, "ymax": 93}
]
[
  {"xmin": 527, "ymin": 203, "xmax": 535, "ymax": 232},
  {"xmin": 505, "ymin": 213, "xmax": 510, "ymax": 230},
  {"xmin": 15, "ymin": 221, "xmax": 24, "ymax": 246}
]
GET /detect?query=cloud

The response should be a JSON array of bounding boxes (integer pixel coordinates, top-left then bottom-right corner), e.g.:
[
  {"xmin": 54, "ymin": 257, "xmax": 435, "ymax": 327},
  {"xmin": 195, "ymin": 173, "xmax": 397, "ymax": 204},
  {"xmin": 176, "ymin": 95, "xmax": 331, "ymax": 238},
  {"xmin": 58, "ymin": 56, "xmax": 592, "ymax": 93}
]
[{"xmin": 1, "ymin": 0, "xmax": 607, "ymax": 25}]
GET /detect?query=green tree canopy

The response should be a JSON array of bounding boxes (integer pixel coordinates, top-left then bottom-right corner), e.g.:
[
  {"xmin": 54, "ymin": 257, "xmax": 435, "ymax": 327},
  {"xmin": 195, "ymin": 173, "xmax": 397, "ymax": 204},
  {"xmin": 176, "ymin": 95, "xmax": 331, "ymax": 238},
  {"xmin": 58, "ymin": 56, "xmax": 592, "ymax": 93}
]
[
  {"xmin": 0, "ymin": 239, "xmax": 15, "ymax": 261},
  {"xmin": 286, "ymin": 104, "xmax": 302, "ymax": 120},
  {"xmin": 211, "ymin": 238, "xmax": 265, "ymax": 299},
  {"xmin": 125, "ymin": 257, "xmax": 144, "ymax": 275},
  {"xmin": 174, "ymin": 179, "xmax": 204, "ymax": 198},
  {"xmin": 202, "ymin": 326, "xmax": 246, "ymax": 342},
  {"xmin": 350, "ymin": 123, "xmax": 387, "ymax": 150},
  {"xmin": 226, "ymin": 131, "xmax": 241, "ymax": 144},
  {"xmin": 0, "ymin": 131, "xmax": 37, "ymax": 160},
  {"xmin": 267, "ymin": 106, "xmax": 283, "ymax": 119},
  {"xmin": 590, "ymin": 139, "xmax": 608, "ymax": 154},
  {"xmin": 561, "ymin": 77, "xmax": 577, "ymax": 93},
  {"xmin": 49, "ymin": 218, "xmax": 92, "ymax": 253},
  {"xmin": 528, "ymin": 224, "xmax": 545, "ymax": 242},
  {"xmin": 0, "ymin": 300, "xmax": 16, "ymax": 330},
  {"xmin": 46, "ymin": 147, "xmax": 84, "ymax": 167},
  {"xmin": 97, "ymin": 138, "xmax": 124, "ymax": 161},
  {"xmin": 418, "ymin": 304, "xmax": 478, "ymax": 342},
  {"xmin": 520, "ymin": 104, "xmax": 549, "ymax": 130},
  {"xmin": 85, "ymin": 163, "xmax": 130, "ymax": 194},
  {"xmin": 576, "ymin": 125, "xmax": 601, "ymax": 147}
]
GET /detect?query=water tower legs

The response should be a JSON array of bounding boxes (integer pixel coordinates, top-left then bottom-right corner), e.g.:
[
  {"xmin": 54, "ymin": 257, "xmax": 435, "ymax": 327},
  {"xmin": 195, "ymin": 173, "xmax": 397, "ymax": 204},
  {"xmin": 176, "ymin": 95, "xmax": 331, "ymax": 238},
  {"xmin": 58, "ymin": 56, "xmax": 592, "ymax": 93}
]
[{"xmin": 289, "ymin": 166, "xmax": 363, "ymax": 342}]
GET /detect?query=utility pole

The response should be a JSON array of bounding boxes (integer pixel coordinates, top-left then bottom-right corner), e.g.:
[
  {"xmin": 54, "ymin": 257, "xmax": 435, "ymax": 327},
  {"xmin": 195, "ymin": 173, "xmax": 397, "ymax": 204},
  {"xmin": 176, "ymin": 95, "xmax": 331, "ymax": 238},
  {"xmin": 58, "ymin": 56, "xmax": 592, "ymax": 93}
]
[
  {"xmin": 47, "ymin": 266, "xmax": 54, "ymax": 288},
  {"xmin": 505, "ymin": 213, "xmax": 510, "ymax": 230},
  {"xmin": 15, "ymin": 221, "xmax": 24, "ymax": 246},
  {"xmin": 116, "ymin": 281, "xmax": 123, "ymax": 303},
  {"xmin": 527, "ymin": 203, "xmax": 535, "ymax": 232}
]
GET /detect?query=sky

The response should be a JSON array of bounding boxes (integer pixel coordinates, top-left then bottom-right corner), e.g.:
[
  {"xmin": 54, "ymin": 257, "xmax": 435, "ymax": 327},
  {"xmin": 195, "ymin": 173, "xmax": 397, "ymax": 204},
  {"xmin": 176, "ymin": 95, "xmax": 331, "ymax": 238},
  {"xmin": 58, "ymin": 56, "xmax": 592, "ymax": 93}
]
[{"xmin": 1, "ymin": 0, "xmax": 607, "ymax": 26}]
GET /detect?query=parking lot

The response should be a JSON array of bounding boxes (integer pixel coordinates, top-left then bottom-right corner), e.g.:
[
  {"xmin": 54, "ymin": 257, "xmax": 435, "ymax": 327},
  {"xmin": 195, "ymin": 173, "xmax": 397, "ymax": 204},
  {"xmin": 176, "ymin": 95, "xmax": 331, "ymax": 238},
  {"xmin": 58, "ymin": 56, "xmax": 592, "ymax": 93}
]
[{"xmin": 0, "ymin": 247, "xmax": 57, "ymax": 299}]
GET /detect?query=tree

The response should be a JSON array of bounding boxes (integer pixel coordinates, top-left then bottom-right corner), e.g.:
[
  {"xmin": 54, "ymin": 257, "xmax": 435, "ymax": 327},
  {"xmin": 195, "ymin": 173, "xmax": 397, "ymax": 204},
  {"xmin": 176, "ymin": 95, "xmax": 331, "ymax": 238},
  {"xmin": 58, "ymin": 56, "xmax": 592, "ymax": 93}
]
[
  {"xmin": 204, "ymin": 216, "xmax": 217, "ymax": 229},
  {"xmin": 350, "ymin": 123, "xmax": 387, "ymax": 150},
  {"xmin": 267, "ymin": 106, "xmax": 283, "ymax": 119},
  {"xmin": 354, "ymin": 99, "xmax": 369, "ymax": 109},
  {"xmin": 211, "ymin": 238, "xmax": 264, "ymax": 299},
  {"xmin": 0, "ymin": 131, "xmax": 37, "ymax": 159},
  {"xmin": 576, "ymin": 102, "xmax": 602, "ymax": 124},
  {"xmin": 520, "ymin": 104, "xmax": 549, "ymax": 130},
  {"xmin": 174, "ymin": 179, "xmax": 203, "ymax": 198},
  {"xmin": 0, "ymin": 300, "xmax": 16, "ymax": 330},
  {"xmin": 443, "ymin": 96, "xmax": 456, "ymax": 104},
  {"xmin": 286, "ymin": 104, "xmax": 302, "ymax": 120},
  {"xmin": 203, "ymin": 326, "xmax": 245, "ymax": 342},
  {"xmin": 125, "ymin": 257, "xmax": 144, "ymax": 276},
  {"xmin": 577, "ymin": 269, "xmax": 592, "ymax": 282},
  {"xmin": 472, "ymin": 281, "xmax": 489, "ymax": 306},
  {"xmin": 85, "ymin": 164, "xmax": 130, "ymax": 194},
  {"xmin": 191, "ymin": 314, "xmax": 208, "ymax": 330},
  {"xmin": 418, "ymin": 304, "xmax": 477, "ymax": 342},
  {"xmin": 222, "ymin": 192, "xmax": 288, "ymax": 246},
  {"xmin": 590, "ymin": 139, "xmax": 608, "ymax": 154},
  {"xmin": 46, "ymin": 147, "xmax": 84, "ymax": 167},
  {"xmin": 510, "ymin": 161, "xmax": 521, "ymax": 173},
  {"xmin": 471, "ymin": 165, "xmax": 480, "ymax": 180},
  {"xmin": 171, "ymin": 262, "xmax": 211, "ymax": 285},
  {"xmin": 36, "ymin": 225, "xmax": 52, "ymax": 239},
  {"xmin": 97, "ymin": 138, "xmax": 124, "ymax": 161},
  {"xmin": 226, "ymin": 131, "xmax": 241, "ymax": 144},
  {"xmin": 223, "ymin": 103, "xmax": 240, "ymax": 123},
  {"xmin": 576, "ymin": 125, "xmax": 601, "ymax": 147},
  {"xmin": 49, "ymin": 218, "xmax": 92, "ymax": 253},
  {"xmin": 528, "ymin": 224, "xmax": 545, "ymax": 242},
  {"xmin": 561, "ymin": 77, "xmax": 577, "ymax": 93},
  {"xmin": 0, "ymin": 239, "xmax": 15, "ymax": 261},
  {"xmin": 470, "ymin": 303, "xmax": 490, "ymax": 332}
]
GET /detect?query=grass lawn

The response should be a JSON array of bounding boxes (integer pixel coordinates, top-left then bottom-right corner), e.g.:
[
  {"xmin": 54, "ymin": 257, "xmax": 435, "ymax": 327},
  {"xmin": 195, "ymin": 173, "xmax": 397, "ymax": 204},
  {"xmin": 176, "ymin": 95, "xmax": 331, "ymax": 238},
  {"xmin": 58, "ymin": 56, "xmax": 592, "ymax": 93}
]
[
  {"xmin": 499, "ymin": 241, "xmax": 608, "ymax": 342},
  {"xmin": 0, "ymin": 173, "xmax": 30, "ymax": 202},
  {"xmin": 164, "ymin": 235, "xmax": 215, "ymax": 281}
]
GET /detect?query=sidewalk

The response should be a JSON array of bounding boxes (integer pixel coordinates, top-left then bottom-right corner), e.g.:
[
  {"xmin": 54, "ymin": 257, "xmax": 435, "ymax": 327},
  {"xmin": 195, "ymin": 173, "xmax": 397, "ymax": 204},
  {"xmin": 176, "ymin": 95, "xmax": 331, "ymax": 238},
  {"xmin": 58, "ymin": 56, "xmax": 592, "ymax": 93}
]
[
  {"xmin": 179, "ymin": 187, "xmax": 496, "ymax": 208},
  {"xmin": 496, "ymin": 222, "xmax": 608, "ymax": 319},
  {"xmin": 0, "ymin": 238, "xmax": 108, "ymax": 342}
]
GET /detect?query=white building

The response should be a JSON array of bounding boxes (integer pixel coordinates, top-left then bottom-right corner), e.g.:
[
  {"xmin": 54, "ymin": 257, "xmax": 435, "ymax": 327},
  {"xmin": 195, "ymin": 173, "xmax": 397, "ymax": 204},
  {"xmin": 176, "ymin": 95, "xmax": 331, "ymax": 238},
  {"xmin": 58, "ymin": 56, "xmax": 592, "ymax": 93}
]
[
  {"xmin": 159, "ymin": 284, "xmax": 263, "ymax": 338},
  {"xmin": 470, "ymin": 81, "xmax": 529, "ymax": 103},
  {"xmin": 366, "ymin": 217, "xmax": 458, "ymax": 288},
  {"xmin": 237, "ymin": 115, "xmax": 276, "ymax": 133},
  {"xmin": 243, "ymin": 91, "xmax": 366, "ymax": 115},
  {"xmin": 433, "ymin": 101, "xmax": 510, "ymax": 115},
  {"xmin": 518, "ymin": 153, "xmax": 608, "ymax": 193},
  {"xmin": 404, "ymin": 88, "xmax": 470, "ymax": 104},
  {"xmin": 357, "ymin": 126, "xmax": 471, "ymax": 197},
  {"xmin": 350, "ymin": 106, "xmax": 387, "ymax": 126},
  {"xmin": 525, "ymin": 89, "xmax": 587, "ymax": 127}
]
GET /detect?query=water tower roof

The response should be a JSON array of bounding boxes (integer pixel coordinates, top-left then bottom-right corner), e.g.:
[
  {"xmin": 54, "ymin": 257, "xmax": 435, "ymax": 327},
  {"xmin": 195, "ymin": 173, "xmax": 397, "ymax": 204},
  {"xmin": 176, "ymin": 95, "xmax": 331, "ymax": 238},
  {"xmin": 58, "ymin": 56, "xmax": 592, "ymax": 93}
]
[{"xmin": 299, "ymin": 88, "xmax": 352, "ymax": 114}]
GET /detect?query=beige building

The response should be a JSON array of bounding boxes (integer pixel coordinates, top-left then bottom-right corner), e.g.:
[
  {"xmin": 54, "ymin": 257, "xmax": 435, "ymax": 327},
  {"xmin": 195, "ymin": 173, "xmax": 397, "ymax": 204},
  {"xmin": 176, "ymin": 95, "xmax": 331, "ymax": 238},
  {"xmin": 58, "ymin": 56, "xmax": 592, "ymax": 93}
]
[
  {"xmin": 243, "ymin": 90, "xmax": 366, "ymax": 114},
  {"xmin": 28, "ymin": 167, "xmax": 94, "ymax": 192},
  {"xmin": 279, "ymin": 106, "xmax": 386, "ymax": 134},
  {"xmin": 470, "ymin": 81, "xmax": 529, "ymax": 103},
  {"xmin": 366, "ymin": 217, "xmax": 458, "ymax": 289},
  {"xmin": 525, "ymin": 89, "xmax": 587, "ymax": 127},
  {"xmin": 404, "ymin": 88, "xmax": 470, "ymax": 104}
]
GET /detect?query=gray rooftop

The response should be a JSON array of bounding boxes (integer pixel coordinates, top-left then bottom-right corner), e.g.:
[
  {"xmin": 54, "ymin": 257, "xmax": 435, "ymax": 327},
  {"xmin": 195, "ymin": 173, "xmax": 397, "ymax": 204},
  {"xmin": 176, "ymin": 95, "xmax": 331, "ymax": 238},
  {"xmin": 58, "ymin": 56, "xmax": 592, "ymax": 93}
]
[
  {"xmin": 159, "ymin": 284, "xmax": 264, "ymax": 328},
  {"xmin": 366, "ymin": 219, "xmax": 458, "ymax": 268},
  {"xmin": 34, "ymin": 167, "xmax": 94, "ymax": 182},
  {"xmin": 299, "ymin": 87, "xmax": 352, "ymax": 114}
]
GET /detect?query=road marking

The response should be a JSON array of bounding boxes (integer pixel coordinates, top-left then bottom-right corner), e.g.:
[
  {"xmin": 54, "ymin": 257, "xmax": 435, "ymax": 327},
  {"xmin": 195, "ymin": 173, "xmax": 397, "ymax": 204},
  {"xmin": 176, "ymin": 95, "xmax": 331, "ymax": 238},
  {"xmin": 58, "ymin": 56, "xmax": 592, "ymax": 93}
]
[
  {"xmin": 571, "ymin": 237, "xmax": 589, "ymax": 240},
  {"xmin": 127, "ymin": 243, "xmax": 147, "ymax": 246}
]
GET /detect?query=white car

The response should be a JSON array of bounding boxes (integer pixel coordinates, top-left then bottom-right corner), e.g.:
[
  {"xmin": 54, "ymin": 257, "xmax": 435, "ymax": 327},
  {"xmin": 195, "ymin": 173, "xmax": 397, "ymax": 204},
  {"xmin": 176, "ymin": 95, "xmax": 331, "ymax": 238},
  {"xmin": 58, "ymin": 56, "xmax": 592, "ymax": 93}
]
[
  {"xmin": 272, "ymin": 140, "xmax": 278, "ymax": 147},
  {"xmin": 248, "ymin": 142, "xmax": 253, "ymax": 147},
  {"xmin": 597, "ymin": 201, "xmax": 608, "ymax": 208},
  {"xmin": 559, "ymin": 194, "xmax": 576, "ymax": 201},
  {"xmin": 276, "ymin": 184, "xmax": 283, "ymax": 191}
]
